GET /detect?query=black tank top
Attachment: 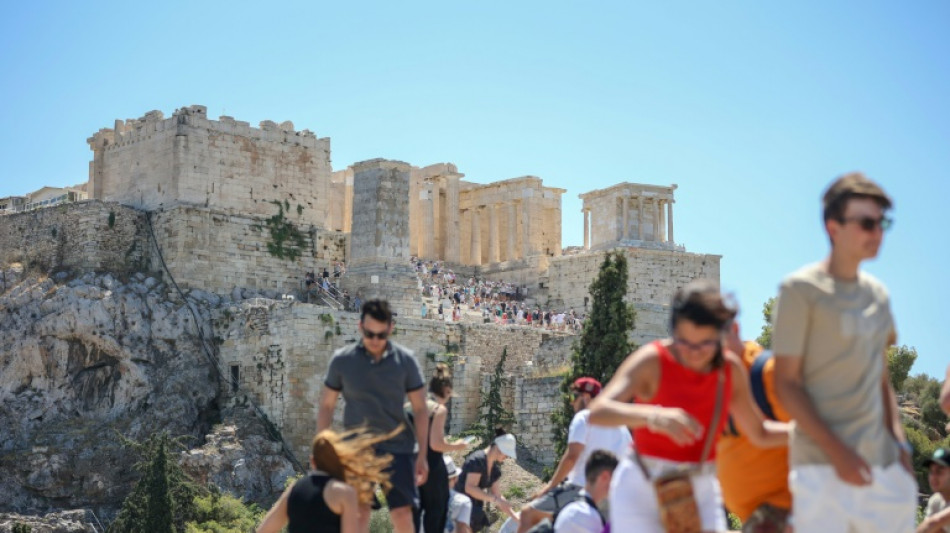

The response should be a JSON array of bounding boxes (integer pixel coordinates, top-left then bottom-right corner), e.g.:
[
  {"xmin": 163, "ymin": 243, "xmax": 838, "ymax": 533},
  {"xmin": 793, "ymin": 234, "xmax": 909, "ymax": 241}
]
[{"xmin": 287, "ymin": 473, "xmax": 342, "ymax": 533}]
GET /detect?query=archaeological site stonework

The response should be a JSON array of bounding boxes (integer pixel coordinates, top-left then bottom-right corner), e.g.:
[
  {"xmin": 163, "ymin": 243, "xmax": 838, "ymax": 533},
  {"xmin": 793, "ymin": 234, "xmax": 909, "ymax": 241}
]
[{"xmin": 0, "ymin": 105, "xmax": 723, "ymax": 496}]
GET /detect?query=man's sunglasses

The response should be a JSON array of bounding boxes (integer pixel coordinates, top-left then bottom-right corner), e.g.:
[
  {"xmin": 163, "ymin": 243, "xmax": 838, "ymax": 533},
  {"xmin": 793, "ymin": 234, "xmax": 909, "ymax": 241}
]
[
  {"xmin": 362, "ymin": 329, "xmax": 389, "ymax": 340},
  {"xmin": 839, "ymin": 215, "xmax": 893, "ymax": 232}
]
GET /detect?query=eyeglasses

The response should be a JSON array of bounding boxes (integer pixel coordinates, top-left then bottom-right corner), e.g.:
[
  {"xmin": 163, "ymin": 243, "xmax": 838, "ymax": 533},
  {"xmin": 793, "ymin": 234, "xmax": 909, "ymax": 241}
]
[
  {"xmin": 673, "ymin": 338, "xmax": 719, "ymax": 352},
  {"xmin": 839, "ymin": 215, "xmax": 893, "ymax": 232},
  {"xmin": 362, "ymin": 329, "xmax": 389, "ymax": 340}
]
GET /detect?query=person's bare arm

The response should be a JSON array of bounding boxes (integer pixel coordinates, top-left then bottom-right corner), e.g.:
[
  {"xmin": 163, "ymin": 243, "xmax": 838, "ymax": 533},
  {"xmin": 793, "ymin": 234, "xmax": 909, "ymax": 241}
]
[
  {"xmin": 317, "ymin": 386, "xmax": 340, "ymax": 433},
  {"xmin": 727, "ymin": 356, "xmax": 789, "ymax": 448},
  {"xmin": 588, "ymin": 344, "xmax": 702, "ymax": 446},
  {"xmin": 538, "ymin": 443, "xmax": 583, "ymax": 495},
  {"xmin": 775, "ymin": 354, "xmax": 870, "ymax": 486},
  {"xmin": 918, "ymin": 506, "xmax": 950, "ymax": 533},
  {"xmin": 464, "ymin": 471, "xmax": 493, "ymax": 503},
  {"xmin": 407, "ymin": 387, "xmax": 430, "ymax": 485},
  {"xmin": 323, "ymin": 479, "xmax": 359, "ymax": 533},
  {"xmin": 256, "ymin": 485, "xmax": 292, "ymax": 533},
  {"xmin": 491, "ymin": 480, "xmax": 517, "ymax": 520},
  {"xmin": 457, "ymin": 522, "xmax": 473, "ymax": 533},
  {"xmin": 941, "ymin": 364, "xmax": 950, "ymax": 415},
  {"xmin": 429, "ymin": 405, "xmax": 468, "ymax": 453}
]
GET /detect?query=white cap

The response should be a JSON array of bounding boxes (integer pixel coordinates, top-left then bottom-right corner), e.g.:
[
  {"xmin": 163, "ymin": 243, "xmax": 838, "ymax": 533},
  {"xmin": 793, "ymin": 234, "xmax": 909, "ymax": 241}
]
[
  {"xmin": 493, "ymin": 433, "xmax": 517, "ymax": 459},
  {"xmin": 444, "ymin": 456, "xmax": 459, "ymax": 477}
]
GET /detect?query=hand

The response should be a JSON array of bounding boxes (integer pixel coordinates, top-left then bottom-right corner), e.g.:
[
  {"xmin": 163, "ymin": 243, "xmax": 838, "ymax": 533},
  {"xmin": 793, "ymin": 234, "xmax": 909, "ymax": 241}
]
[
  {"xmin": 495, "ymin": 497, "xmax": 513, "ymax": 515},
  {"xmin": 648, "ymin": 407, "xmax": 703, "ymax": 446},
  {"xmin": 829, "ymin": 446, "xmax": 872, "ymax": 486},
  {"xmin": 415, "ymin": 455, "xmax": 429, "ymax": 486}
]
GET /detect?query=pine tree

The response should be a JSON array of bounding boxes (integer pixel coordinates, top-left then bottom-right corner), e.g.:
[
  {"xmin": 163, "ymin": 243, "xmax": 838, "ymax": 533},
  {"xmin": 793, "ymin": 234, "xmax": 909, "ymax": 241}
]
[
  {"xmin": 466, "ymin": 347, "xmax": 517, "ymax": 445},
  {"xmin": 550, "ymin": 251, "xmax": 636, "ymax": 463}
]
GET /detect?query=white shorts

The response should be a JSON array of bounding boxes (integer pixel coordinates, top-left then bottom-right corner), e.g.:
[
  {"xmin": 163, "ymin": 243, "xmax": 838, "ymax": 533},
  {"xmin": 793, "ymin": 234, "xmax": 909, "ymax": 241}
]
[
  {"xmin": 790, "ymin": 462, "xmax": 917, "ymax": 533},
  {"xmin": 608, "ymin": 455, "xmax": 726, "ymax": 533}
]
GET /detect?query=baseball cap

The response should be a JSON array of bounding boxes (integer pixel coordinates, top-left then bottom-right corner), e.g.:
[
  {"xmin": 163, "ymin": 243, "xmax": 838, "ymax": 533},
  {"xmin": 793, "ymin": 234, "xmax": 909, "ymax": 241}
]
[
  {"xmin": 571, "ymin": 377, "xmax": 602, "ymax": 397},
  {"xmin": 444, "ymin": 456, "xmax": 459, "ymax": 478},
  {"xmin": 494, "ymin": 433, "xmax": 517, "ymax": 459},
  {"xmin": 924, "ymin": 448, "xmax": 950, "ymax": 468}
]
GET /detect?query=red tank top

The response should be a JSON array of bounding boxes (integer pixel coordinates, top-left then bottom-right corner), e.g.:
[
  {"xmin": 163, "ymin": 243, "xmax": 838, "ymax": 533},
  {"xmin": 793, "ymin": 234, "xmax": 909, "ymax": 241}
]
[{"xmin": 633, "ymin": 341, "xmax": 732, "ymax": 462}]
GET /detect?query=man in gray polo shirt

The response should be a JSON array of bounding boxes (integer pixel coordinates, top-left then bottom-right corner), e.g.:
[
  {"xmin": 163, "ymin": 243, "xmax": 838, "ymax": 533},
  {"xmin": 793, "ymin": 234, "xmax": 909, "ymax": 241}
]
[{"xmin": 318, "ymin": 299, "xmax": 429, "ymax": 533}]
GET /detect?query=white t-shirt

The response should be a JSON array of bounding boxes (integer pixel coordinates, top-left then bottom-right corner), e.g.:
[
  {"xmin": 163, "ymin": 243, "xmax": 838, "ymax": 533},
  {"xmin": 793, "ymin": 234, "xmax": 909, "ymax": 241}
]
[
  {"xmin": 566, "ymin": 409, "xmax": 632, "ymax": 486},
  {"xmin": 553, "ymin": 492, "xmax": 604, "ymax": 533},
  {"xmin": 444, "ymin": 489, "xmax": 472, "ymax": 533}
]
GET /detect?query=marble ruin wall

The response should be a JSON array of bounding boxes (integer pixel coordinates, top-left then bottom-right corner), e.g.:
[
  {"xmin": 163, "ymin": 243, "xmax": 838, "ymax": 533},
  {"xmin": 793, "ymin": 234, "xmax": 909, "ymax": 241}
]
[
  {"xmin": 149, "ymin": 205, "xmax": 346, "ymax": 296},
  {"xmin": 87, "ymin": 106, "xmax": 331, "ymax": 229},
  {"xmin": 547, "ymin": 247, "xmax": 721, "ymax": 343},
  {"xmin": 0, "ymin": 201, "xmax": 148, "ymax": 275},
  {"xmin": 216, "ymin": 302, "xmax": 577, "ymax": 463}
]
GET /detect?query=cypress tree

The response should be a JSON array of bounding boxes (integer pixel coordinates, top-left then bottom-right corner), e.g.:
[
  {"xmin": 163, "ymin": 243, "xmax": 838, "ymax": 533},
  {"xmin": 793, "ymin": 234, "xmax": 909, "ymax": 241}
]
[
  {"xmin": 550, "ymin": 251, "xmax": 636, "ymax": 463},
  {"xmin": 144, "ymin": 437, "xmax": 176, "ymax": 533},
  {"xmin": 466, "ymin": 347, "xmax": 517, "ymax": 445}
]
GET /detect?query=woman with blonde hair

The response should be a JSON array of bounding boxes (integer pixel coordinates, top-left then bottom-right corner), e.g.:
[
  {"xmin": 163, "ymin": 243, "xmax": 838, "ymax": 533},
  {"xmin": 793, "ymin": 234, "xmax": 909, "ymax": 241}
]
[{"xmin": 257, "ymin": 426, "xmax": 400, "ymax": 533}]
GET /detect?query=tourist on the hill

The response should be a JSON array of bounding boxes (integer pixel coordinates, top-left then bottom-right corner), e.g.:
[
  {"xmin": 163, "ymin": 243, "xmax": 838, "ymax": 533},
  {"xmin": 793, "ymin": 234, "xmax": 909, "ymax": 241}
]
[
  {"xmin": 323, "ymin": 267, "xmax": 330, "ymax": 280},
  {"xmin": 412, "ymin": 364, "xmax": 473, "ymax": 533},
  {"xmin": 553, "ymin": 450, "xmax": 618, "ymax": 533},
  {"xmin": 334, "ymin": 261, "xmax": 342, "ymax": 278},
  {"xmin": 256, "ymin": 427, "xmax": 398, "ymax": 533},
  {"xmin": 317, "ymin": 299, "xmax": 430, "ymax": 533},
  {"xmin": 589, "ymin": 280, "xmax": 788, "ymax": 532},
  {"xmin": 716, "ymin": 322, "xmax": 792, "ymax": 532},
  {"xmin": 517, "ymin": 377, "xmax": 630, "ymax": 533},
  {"xmin": 456, "ymin": 429, "xmax": 519, "ymax": 531},
  {"xmin": 445, "ymin": 457, "xmax": 474, "ymax": 533},
  {"xmin": 918, "ymin": 448, "xmax": 950, "ymax": 533},
  {"xmin": 773, "ymin": 173, "xmax": 915, "ymax": 533}
]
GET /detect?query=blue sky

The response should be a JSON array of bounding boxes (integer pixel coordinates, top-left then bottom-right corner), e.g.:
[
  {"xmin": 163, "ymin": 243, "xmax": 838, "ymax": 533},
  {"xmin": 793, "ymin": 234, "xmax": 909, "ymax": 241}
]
[{"xmin": 1, "ymin": 2, "xmax": 947, "ymax": 378}]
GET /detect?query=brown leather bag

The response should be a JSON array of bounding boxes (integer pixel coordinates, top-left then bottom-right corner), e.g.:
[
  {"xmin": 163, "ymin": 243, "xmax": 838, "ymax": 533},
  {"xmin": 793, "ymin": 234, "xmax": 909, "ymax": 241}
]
[{"xmin": 634, "ymin": 368, "xmax": 725, "ymax": 533}]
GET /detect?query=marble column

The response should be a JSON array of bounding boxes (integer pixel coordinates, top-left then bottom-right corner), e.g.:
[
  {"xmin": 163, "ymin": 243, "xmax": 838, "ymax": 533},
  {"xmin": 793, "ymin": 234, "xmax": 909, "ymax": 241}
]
[
  {"xmin": 658, "ymin": 199, "xmax": 667, "ymax": 243},
  {"xmin": 667, "ymin": 201, "xmax": 675, "ymax": 243},
  {"xmin": 432, "ymin": 181, "xmax": 442, "ymax": 259},
  {"xmin": 652, "ymin": 199, "xmax": 660, "ymax": 241},
  {"xmin": 507, "ymin": 202, "xmax": 517, "ymax": 261},
  {"xmin": 583, "ymin": 208, "xmax": 590, "ymax": 250},
  {"xmin": 444, "ymin": 174, "xmax": 461, "ymax": 263},
  {"xmin": 621, "ymin": 196, "xmax": 629, "ymax": 241},
  {"xmin": 488, "ymin": 203, "xmax": 500, "ymax": 263},
  {"xmin": 470, "ymin": 207, "xmax": 482, "ymax": 266},
  {"xmin": 637, "ymin": 196, "xmax": 644, "ymax": 240},
  {"xmin": 522, "ymin": 191, "xmax": 533, "ymax": 258},
  {"xmin": 422, "ymin": 188, "xmax": 435, "ymax": 258}
]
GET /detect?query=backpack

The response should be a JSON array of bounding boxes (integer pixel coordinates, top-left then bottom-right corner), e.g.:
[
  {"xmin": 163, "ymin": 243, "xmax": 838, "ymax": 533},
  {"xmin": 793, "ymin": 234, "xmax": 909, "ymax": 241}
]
[
  {"xmin": 725, "ymin": 349, "xmax": 778, "ymax": 436},
  {"xmin": 525, "ymin": 492, "xmax": 604, "ymax": 533}
]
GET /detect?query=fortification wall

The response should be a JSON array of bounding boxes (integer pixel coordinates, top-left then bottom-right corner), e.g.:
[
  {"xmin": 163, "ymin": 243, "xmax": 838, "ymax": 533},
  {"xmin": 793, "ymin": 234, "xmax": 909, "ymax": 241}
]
[
  {"xmin": 546, "ymin": 247, "xmax": 721, "ymax": 342},
  {"xmin": 88, "ymin": 106, "xmax": 332, "ymax": 228},
  {"xmin": 0, "ymin": 201, "xmax": 148, "ymax": 274},
  {"xmin": 149, "ymin": 205, "xmax": 346, "ymax": 296},
  {"xmin": 215, "ymin": 303, "xmax": 577, "ymax": 463}
]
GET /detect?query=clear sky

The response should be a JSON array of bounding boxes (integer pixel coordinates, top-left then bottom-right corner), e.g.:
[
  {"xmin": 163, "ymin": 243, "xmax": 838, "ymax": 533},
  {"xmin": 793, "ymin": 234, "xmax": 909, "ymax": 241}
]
[{"xmin": 1, "ymin": 2, "xmax": 947, "ymax": 378}]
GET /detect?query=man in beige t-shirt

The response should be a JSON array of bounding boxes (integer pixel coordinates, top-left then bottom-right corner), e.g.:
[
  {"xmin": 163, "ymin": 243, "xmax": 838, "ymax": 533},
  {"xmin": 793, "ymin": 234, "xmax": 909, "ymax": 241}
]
[{"xmin": 773, "ymin": 173, "xmax": 916, "ymax": 533}]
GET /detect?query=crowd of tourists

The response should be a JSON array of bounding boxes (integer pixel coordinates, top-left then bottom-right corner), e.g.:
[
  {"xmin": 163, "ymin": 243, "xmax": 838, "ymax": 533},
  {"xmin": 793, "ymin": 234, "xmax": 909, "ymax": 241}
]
[{"xmin": 258, "ymin": 174, "xmax": 950, "ymax": 533}]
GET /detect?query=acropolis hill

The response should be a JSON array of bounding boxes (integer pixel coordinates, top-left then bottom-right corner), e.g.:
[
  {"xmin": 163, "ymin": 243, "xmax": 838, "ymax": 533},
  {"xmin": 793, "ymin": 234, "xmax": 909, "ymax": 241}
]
[{"xmin": 0, "ymin": 105, "xmax": 720, "ymax": 514}]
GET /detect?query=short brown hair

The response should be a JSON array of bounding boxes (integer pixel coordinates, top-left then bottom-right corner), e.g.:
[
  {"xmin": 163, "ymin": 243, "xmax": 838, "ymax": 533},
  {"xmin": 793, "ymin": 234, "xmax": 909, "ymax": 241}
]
[{"xmin": 822, "ymin": 172, "xmax": 892, "ymax": 222}]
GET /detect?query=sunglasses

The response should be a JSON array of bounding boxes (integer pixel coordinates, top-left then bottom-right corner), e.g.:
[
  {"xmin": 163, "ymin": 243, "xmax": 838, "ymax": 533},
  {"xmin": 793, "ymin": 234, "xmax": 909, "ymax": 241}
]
[
  {"xmin": 362, "ymin": 329, "xmax": 389, "ymax": 340},
  {"xmin": 839, "ymin": 215, "xmax": 893, "ymax": 232},
  {"xmin": 673, "ymin": 337, "xmax": 719, "ymax": 352}
]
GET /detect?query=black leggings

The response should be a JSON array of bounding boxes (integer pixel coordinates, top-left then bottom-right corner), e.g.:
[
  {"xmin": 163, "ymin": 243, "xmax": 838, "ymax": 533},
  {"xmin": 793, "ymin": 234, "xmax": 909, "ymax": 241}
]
[{"xmin": 414, "ymin": 450, "xmax": 449, "ymax": 533}]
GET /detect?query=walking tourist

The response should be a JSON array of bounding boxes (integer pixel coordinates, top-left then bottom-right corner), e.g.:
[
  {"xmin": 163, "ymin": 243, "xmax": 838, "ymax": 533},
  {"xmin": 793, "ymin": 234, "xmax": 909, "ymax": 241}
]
[
  {"xmin": 552, "ymin": 451, "xmax": 618, "ymax": 533},
  {"xmin": 317, "ymin": 299, "xmax": 430, "ymax": 533},
  {"xmin": 772, "ymin": 173, "xmax": 916, "ymax": 533},
  {"xmin": 589, "ymin": 280, "xmax": 788, "ymax": 532}
]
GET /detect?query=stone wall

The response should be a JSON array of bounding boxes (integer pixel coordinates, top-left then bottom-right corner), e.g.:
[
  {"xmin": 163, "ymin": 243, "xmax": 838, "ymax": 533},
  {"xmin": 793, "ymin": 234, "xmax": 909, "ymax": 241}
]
[
  {"xmin": 546, "ymin": 247, "xmax": 721, "ymax": 342},
  {"xmin": 88, "ymin": 106, "xmax": 332, "ymax": 229},
  {"xmin": 149, "ymin": 205, "xmax": 346, "ymax": 296},
  {"xmin": 513, "ymin": 376, "xmax": 563, "ymax": 464},
  {"xmin": 0, "ymin": 201, "xmax": 148, "ymax": 274},
  {"xmin": 214, "ymin": 302, "xmax": 577, "ymax": 463}
]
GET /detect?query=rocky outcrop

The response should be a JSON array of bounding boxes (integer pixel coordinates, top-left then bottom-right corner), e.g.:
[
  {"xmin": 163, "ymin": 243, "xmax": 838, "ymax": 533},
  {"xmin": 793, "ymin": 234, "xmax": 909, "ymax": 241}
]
[
  {"xmin": 0, "ymin": 510, "xmax": 98, "ymax": 533},
  {"xmin": 0, "ymin": 270, "xmax": 221, "ymax": 512}
]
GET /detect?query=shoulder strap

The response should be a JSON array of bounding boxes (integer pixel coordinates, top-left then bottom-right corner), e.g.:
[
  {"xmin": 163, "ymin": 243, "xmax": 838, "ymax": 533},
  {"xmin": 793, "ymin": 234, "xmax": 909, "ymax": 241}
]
[
  {"xmin": 583, "ymin": 494, "xmax": 606, "ymax": 526},
  {"xmin": 749, "ymin": 350, "xmax": 777, "ymax": 421},
  {"xmin": 699, "ymin": 367, "xmax": 726, "ymax": 463}
]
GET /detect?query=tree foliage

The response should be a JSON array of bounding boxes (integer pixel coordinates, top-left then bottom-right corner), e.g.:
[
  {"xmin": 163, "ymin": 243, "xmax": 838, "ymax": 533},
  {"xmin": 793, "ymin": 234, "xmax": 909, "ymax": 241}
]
[
  {"xmin": 465, "ymin": 347, "xmax": 517, "ymax": 446},
  {"xmin": 184, "ymin": 486, "xmax": 264, "ymax": 533},
  {"xmin": 551, "ymin": 251, "xmax": 636, "ymax": 463},
  {"xmin": 756, "ymin": 297, "xmax": 775, "ymax": 349},
  {"xmin": 887, "ymin": 345, "xmax": 918, "ymax": 393}
]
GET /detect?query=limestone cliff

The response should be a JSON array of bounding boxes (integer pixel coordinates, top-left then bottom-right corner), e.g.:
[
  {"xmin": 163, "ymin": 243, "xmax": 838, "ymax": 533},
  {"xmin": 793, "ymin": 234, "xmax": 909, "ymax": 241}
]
[{"xmin": 0, "ymin": 268, "xmax": 293, "ymax": 517}]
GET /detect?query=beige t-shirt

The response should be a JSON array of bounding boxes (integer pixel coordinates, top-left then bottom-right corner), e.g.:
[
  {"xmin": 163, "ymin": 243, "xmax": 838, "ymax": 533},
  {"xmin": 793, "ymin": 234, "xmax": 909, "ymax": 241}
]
[
  {"xmin": 926, "ymin": 493, "xmax": 950, "ymax": 533},
  {"xmin": 772, "ymin": 262, "xmax": 898, "ymax": 467}
]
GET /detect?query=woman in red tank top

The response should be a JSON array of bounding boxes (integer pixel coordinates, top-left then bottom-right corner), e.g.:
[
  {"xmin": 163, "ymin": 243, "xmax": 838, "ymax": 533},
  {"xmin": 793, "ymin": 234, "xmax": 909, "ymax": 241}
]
[{"xmin": 589, "ymin": 280, "xmax": 789, "ymax": 533}]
